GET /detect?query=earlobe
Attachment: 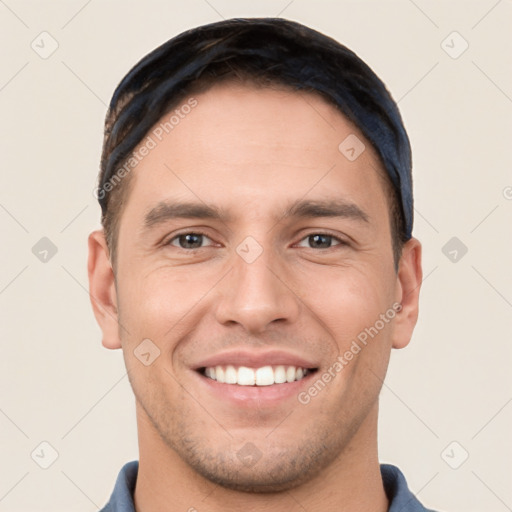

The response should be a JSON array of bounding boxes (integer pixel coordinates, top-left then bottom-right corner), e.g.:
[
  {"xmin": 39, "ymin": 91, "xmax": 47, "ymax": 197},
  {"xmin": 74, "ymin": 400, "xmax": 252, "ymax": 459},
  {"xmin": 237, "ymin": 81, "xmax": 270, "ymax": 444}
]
[
  {"xmin": 391, "ymin": 237, "xmax": 423, "ymax": 350},
  {"xmin": 87, "ymin": 230, "xmax": 122, "ymax": 349}
]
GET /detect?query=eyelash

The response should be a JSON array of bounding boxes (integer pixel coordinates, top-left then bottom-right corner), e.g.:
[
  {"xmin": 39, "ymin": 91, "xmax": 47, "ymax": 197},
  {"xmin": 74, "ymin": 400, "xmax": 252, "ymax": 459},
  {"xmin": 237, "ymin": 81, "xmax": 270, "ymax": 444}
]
[{"xmin": 165, "ymin": 230, "xmax": 348, "ymax": 251}]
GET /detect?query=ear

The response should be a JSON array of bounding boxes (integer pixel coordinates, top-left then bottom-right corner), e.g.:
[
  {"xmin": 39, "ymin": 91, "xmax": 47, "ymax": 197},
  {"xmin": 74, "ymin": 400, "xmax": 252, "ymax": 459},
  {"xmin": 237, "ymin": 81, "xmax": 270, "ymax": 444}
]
[
  {"xmin": 87, "ymin": 229, "xmax": 121, "ymax": 349},
  {"xmin": 391, "ymin": 237, "xmax": 422, "ymax": 349}
]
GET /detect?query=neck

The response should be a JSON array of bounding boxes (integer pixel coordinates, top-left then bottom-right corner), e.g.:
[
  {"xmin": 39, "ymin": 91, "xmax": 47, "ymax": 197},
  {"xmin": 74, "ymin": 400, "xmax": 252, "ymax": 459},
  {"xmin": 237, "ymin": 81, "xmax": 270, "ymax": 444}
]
[{"xmin": 133, "ymin": 403, "xmax": 388, "ymax": 512}]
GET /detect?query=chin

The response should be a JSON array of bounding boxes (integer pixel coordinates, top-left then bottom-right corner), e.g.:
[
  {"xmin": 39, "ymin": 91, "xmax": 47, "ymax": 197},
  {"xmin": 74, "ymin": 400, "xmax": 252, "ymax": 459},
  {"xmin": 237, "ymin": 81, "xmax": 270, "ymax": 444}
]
[
  {"xmin": 187, "ymin": 453, "xmax": 325, "ymax": 493},
  {"xmin": 170, "ymin": 427, "xmax": 342, "ymax": 494}
]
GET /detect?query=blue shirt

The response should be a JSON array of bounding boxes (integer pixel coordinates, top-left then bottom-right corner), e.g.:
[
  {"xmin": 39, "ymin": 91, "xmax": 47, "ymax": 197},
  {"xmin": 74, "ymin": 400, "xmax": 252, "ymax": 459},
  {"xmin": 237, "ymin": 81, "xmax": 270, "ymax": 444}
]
[{"xmin": 99, "ymin": 461, "xmax": 438, "ymax": 511}]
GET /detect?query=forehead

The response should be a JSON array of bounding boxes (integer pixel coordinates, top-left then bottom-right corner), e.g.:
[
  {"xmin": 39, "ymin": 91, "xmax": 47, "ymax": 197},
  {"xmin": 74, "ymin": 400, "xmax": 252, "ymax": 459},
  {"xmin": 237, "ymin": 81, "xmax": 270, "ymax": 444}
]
[{"xmin": 120, "ymin": 82, "xmax": 388, "ymax": 228}]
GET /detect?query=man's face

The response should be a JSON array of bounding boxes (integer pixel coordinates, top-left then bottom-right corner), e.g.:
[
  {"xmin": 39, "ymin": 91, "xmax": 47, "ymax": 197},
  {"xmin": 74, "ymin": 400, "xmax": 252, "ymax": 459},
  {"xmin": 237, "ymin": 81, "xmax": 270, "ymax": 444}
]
[{"xmin": 91, "ymin": 82, "xmax": 420, "ymax": 492}]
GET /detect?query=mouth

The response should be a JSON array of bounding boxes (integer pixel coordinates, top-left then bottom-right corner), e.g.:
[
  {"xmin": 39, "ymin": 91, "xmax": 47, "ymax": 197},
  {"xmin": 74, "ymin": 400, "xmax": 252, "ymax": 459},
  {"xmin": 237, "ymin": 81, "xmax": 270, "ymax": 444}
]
[
  {"xmin": 192, "ymin": 349, "xmax": 320, "ymax": 406},
  {"xmin": 198, "ymin": 365, "xmax": 318, "ymax": 386}
]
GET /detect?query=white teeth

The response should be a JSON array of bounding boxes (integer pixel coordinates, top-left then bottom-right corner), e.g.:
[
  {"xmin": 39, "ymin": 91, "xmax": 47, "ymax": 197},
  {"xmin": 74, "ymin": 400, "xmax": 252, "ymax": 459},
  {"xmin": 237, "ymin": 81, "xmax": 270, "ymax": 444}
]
[
  {"xmin": 225, "ymin": 365, "xmax": 237, "ymax": 384},
  {"xmin": 216, "ymin": 366, "xmax": 225, "ymax": 383},
  {"xmin": 274, "ymin": 365, "xmax": 287, "ymax": 384},
  {"xmin": 203, "ymin": 365, "xmax": 311, "ymax": 386},
  {"xmin": 255, "ymin": 366, "xmax": 274, "ymax": 386},
  {"xmin": 237, "ymin": 366, "xmax": 255, "ymax": 385}
]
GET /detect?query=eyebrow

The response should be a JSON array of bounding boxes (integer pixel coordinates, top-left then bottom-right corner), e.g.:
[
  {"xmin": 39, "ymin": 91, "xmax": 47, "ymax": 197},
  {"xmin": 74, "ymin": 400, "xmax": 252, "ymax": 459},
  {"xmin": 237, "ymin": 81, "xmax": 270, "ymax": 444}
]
[{"xmin": 143, "ymin": 198, "xmax": 369, "ymax": 228}]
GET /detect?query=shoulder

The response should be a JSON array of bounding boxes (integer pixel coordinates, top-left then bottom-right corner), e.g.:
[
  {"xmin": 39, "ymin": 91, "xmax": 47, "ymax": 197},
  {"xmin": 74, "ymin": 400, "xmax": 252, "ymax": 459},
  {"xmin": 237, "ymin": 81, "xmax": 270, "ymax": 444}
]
[
  {"xmin": 381, "ymin": 464, "xmax": 441, "ymax": 512},
  {"xmin": 98, "ymin": 460, "xmax": 139, "ymax": 512}
]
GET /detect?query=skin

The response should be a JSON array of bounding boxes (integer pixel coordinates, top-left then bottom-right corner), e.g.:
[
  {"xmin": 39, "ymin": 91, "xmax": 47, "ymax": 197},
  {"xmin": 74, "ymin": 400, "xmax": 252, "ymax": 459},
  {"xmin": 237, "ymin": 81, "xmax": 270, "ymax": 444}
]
[{"xmin": 88, "ymin": 82, "xmax": 422, "ymax": 512}]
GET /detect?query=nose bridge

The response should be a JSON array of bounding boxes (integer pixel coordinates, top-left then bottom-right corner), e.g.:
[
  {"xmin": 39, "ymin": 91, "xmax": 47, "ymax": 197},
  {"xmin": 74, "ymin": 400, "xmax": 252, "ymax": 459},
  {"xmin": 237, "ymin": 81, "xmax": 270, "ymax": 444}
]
[{"xmin": 214, "ymin": 234, "xmax": 300, "ymax": 333}]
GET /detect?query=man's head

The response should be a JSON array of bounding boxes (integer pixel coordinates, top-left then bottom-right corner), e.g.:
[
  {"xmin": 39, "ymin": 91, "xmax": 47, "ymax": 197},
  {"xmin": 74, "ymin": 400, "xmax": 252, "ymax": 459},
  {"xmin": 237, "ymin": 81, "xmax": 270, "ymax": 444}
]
[
  {"xmin": 96, "ymin": 18, "xmax": 413, "ymax": 271},
  {"xmin": 88, "ymin": 18, "xmax": 422, "ymax": 494}
]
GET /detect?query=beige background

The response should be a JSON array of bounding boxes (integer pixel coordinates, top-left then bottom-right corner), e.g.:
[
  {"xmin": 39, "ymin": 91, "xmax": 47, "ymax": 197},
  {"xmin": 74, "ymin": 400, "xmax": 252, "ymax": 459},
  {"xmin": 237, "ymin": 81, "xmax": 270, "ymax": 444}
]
[{"xmin": 1, "ymin": 0, "xmax": 511, "ymax": 510}]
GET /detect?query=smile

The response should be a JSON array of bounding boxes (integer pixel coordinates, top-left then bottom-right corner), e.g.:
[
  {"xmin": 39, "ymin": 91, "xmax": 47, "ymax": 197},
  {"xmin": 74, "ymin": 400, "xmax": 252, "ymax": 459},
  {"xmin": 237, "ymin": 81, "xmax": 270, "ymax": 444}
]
[{"xmin": 200, "ymin": 365, "xmax": 316, "ymax": 386}]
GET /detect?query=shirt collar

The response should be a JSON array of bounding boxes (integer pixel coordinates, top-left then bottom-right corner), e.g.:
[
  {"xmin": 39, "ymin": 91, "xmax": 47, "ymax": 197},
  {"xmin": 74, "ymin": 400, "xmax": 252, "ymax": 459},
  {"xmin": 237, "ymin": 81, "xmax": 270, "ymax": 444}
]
[
  {"xmin": 100, "ymin": 460, "xmax": 436, "ymax": 512},
  {"xmin": 99, "ymin": 460, "xmax": 138, "ymax": 512},
  {"xmin": 380, "ymin": 464, "xmax": 437, "ymax": 512}
]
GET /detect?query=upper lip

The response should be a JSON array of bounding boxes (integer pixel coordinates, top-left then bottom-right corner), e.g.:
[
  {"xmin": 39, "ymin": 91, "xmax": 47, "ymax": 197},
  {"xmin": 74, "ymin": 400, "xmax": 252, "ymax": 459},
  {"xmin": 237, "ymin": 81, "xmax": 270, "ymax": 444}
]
[{"xmin": 193, "ymin": 349, "xmax": 319, "ymax": 371}]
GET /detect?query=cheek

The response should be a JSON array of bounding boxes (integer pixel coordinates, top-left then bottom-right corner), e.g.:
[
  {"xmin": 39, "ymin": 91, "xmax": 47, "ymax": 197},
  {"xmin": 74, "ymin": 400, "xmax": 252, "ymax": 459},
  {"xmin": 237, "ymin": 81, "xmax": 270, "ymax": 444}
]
[
  {"xmin": 117, "ymin": 266, "xmax": 216, "ymax": 345},
  {"xmin": 303, "ymin": 266, "xmax": 395, "ymax": 408},
  {"xmin": 296, "ymin": 264, "xmax": 393, "ymax": 346}
]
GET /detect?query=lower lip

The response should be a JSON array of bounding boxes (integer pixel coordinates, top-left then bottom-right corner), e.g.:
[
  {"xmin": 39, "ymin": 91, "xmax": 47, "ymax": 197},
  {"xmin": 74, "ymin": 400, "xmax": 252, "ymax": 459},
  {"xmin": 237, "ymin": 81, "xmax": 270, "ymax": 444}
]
[{"xmin": 194, "ymin": 371, "xmax": 316, "ymax": 407}]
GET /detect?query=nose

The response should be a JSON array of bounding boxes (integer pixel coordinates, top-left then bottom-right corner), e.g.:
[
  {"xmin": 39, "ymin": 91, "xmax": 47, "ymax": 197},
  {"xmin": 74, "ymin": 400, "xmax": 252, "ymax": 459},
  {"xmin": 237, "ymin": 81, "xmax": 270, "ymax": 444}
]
[{"xmin": 214, "ymin": 239, "xmax": 301, "ymax": 334}]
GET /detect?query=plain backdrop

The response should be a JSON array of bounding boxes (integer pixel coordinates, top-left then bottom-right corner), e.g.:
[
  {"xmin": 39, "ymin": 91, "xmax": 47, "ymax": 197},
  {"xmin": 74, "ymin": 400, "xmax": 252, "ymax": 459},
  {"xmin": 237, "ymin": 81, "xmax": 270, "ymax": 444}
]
[{"xmin": 1, "ymin": 1, "xmax": 511, "ymax": 510}]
